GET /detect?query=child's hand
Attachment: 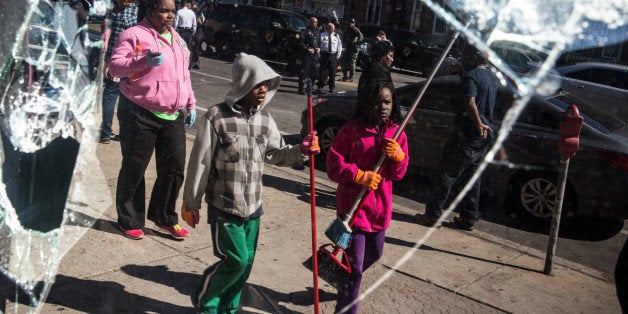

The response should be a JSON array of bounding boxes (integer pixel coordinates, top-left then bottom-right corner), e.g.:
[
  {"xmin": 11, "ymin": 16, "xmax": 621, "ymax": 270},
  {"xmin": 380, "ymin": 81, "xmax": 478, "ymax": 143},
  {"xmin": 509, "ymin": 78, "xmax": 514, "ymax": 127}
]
[
  {"xmin": 382, "ymin": 138, "xmax": 405, "ymax": 163},
  {"xmin": 180, "ymin": 202, "xmax": 200, "ymax": 228},
  {"xmin": 145, "ymin": 50, "xmax": 165, "ymax": 66},
  {"xmin": 300, "ymin": 131, "xmax": 320, "ymax": 155},
  {"xmin": 354, "ymin": 169, "xmax": 381, "ymax": 190}
]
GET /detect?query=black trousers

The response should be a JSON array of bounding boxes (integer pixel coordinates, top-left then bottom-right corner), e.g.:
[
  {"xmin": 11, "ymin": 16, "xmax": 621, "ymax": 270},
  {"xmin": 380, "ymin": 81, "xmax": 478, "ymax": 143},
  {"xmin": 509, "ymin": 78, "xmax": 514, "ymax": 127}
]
[
  {"xmin": 178, "ymin": 28, "xmax": 198, "ymax": 67},
  {"xmin": 116, "ymin": 95, "xmax": 186, "ymax": 230},
  {"xmin": 318, "ymin": 52, "xmax": 337, "ymax": 91},
  {"xmin": 298, "ymin": 53, "xmax": 319, "ymax": 92}
]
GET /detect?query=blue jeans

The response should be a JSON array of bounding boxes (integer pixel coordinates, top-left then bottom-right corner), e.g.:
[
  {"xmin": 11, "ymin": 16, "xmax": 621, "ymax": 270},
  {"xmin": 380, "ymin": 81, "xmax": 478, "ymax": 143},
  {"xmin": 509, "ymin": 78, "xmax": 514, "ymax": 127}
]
[
  {"xmin": 335, "ymin": 229, "xmax": 385, "ymax": 314},
  {"xmin": 425, "ymin": 134, "xmax": 489, "ymax": 224},
  {"xmin": 100, "ymin": 77, "xmax": 120, "ymax": 139}
]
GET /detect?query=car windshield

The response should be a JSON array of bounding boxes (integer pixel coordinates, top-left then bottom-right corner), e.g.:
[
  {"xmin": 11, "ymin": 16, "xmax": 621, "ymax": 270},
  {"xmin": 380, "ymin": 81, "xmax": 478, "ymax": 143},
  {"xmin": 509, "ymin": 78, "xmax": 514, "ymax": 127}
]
[{"xmin": 283, "ymin": 13, "xmax": 307, "ymax": 30}]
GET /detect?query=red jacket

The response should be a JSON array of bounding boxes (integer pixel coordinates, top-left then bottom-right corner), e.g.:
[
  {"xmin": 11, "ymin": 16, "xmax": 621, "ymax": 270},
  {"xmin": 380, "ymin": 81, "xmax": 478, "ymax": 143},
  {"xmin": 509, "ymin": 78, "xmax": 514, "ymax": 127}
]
[{"xmin": 326, "ymin": 119, "xmax": 409, "ymax": 232}]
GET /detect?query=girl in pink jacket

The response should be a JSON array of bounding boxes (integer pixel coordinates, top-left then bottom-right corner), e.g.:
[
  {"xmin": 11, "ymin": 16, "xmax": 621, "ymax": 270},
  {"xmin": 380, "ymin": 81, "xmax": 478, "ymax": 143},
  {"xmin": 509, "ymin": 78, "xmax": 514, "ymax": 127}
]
[{"xmin": 327, "ymin": 81, "xmax": 409, "ymax": 313}]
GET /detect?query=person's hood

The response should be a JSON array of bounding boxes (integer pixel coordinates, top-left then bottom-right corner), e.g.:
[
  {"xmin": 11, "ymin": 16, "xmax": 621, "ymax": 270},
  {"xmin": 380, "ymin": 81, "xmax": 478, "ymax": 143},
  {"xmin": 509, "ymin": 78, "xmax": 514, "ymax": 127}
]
[{"xmin": 224, "ymin": 53, "xmax": 282, "ymax": 111}]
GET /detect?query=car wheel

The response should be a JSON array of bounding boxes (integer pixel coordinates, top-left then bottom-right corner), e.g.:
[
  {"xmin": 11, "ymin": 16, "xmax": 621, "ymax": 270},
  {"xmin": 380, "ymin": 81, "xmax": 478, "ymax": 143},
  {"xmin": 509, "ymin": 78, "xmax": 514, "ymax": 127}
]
[
  {"xmin": 507, "ymin": 171, "xmax": 576, "ymax": 220},
  {"xmin": 317, "ymin": 118, "xmax": 346, "ymax": 156}
]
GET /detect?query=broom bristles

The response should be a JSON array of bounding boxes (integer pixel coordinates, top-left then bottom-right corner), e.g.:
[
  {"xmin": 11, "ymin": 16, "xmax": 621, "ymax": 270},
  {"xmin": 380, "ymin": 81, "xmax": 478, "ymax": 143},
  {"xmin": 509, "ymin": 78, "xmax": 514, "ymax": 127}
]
[
  {"xmin": 303, "ymin": 246, "xmax": 351, "ymax": 290},
  {"xmin": 325, "ymin": 219, "xmax": 352, "ymax": 249}
]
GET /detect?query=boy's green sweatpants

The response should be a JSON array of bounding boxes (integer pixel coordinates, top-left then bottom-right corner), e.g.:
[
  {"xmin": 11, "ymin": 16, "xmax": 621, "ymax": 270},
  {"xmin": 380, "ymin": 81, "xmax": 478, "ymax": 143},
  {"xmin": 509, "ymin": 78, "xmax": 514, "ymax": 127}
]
[{"xmin": 193, "ymin": 215, "xmax": 260, "ymax": 314}]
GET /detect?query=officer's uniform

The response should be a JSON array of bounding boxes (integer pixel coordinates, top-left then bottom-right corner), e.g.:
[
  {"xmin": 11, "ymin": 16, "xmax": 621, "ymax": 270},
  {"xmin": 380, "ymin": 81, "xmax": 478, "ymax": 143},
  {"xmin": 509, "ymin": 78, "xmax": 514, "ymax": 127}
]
[
  {"xmin": 318, "ymin": 30, "xmax": 342, "ymax": 93},
  {"xmin": 297, "ymin": 25, "xmax": 321, "ymax": 94}
]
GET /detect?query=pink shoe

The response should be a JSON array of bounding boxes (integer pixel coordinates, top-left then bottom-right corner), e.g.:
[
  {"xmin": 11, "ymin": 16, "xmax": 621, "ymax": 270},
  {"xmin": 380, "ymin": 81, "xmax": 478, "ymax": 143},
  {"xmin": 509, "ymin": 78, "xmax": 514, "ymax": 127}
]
[
  {"xmin": 155, "ymin": 224, "xmax": 190, "ymax": 239},
  {"xmin": 122, "ymin": 228, "xmax": 144, "ymax": 240}
]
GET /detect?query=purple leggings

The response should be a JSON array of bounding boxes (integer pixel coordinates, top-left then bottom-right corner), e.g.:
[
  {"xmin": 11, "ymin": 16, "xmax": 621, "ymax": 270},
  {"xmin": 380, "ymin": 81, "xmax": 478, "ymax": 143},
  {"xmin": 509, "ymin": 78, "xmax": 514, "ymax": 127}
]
[{"xmin": 335, "ymin": 229, "xmax": 386, "ymax": 314}]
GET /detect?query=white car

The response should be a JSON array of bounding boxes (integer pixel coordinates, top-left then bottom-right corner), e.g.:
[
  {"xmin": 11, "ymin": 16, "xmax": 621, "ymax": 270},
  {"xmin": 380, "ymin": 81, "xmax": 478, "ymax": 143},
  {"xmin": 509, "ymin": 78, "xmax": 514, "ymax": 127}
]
[{"xmin": 555, "ymin": 62, "xmax": 628, "ymax": 121}]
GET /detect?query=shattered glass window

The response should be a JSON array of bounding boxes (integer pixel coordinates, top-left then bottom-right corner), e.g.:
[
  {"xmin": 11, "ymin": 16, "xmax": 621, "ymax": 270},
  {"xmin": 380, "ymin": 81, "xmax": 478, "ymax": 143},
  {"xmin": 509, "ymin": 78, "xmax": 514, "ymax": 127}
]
[{"xmin": 0, "ymin": 0, "xmax": 110, "ymax": 310}]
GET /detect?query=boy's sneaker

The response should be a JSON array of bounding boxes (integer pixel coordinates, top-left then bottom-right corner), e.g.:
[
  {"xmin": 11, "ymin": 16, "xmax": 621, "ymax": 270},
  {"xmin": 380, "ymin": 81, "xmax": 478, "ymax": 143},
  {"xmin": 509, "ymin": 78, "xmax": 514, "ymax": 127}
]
[
  {"xmin": 156, "ymin": 224, "xmax": 190, "ymax": 239},
  {"xmin": 414, "ymin": 213, "xmax": 441, "ymax": 228},
  {"xmin": 452, "ymin": 215, "xmax": 474, "ymax": 231},
  {"xmin": 122, "ymin": 228, "xmax": 144, "ymax": 240}
]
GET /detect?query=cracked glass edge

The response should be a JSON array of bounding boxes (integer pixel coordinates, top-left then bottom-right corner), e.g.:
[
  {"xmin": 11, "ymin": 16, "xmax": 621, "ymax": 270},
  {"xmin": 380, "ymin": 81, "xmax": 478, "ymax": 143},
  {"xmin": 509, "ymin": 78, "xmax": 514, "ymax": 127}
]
[{"xmin": 0, "ymin": 0, "xmax": 112, "ymax": 310}]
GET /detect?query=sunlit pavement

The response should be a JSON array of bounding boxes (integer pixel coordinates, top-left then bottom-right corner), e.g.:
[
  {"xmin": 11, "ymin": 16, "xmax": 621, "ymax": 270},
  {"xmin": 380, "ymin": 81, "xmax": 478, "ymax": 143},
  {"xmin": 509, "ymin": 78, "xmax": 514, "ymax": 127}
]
[{"xmin": 3, "ymin": 57, "xmax": 622, "ymax": 313}]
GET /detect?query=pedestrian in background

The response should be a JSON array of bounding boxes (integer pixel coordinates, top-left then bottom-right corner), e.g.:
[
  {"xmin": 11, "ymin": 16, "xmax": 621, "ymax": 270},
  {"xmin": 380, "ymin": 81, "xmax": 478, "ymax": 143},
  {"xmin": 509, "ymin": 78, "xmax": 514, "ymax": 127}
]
[
  {"xmin": 181, "ymin": 53, "xmax": 320, "ymax": 313},
  {"xmin": 340, "ymin": 18, "xmax": 363, "ymax": 82},
  {"xmin": 108, "ymin": 0, "xmax": 197, "ymax": 240},
  {"xmin": 98, "ymin": 0, "xmax": 138, "ymax": 144},
  {"xmin": 357, "ymin": 40, "xmax": 394, "ymax": 114},
  {"xmin": 318, "ymin": 22, "xmax": 342, "ymax": 93},
  {"xmin": 375, "ymin": 30, "xmax": 388, "ymax": 42},
  {"xmin": 190, "ymin": 1, "xmax": 204, "ymax": 67},
  {"xmin": 297, "ymin": 16, "xmax": 320, "ymax": 94},
  {"xmin": 174, "ymin": 0, "xmax": 197, "ymax": 69},
  {"xmin": 415, "ymin": 46, "xmax": 500, "ymax": 230},
  {"xmin": 326, "ymin": 80, "xmax": 409, "ymax": 314}
]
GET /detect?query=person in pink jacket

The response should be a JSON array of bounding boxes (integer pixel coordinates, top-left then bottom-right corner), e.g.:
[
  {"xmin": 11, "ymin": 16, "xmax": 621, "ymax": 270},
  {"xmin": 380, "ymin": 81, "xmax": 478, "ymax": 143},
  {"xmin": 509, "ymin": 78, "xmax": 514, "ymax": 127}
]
[
  {"xmin": 108, "ymin": 0, "xmax": 196, "ymax": 240},
  {"xmin": 326, "ymin": 80, "xmax": 409, "ymax": 313}
]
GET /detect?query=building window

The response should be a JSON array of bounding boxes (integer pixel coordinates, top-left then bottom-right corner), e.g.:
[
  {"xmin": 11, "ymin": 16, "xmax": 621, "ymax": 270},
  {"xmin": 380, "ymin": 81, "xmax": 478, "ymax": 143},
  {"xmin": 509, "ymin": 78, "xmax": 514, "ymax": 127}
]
[
  {"xmin": 410, "ymin": 0, "xmax": 422, "ymax": 31},
  {"xmin": 365, "ymin": 0, "xmax": 382, "ymax": 25},
  {"xmin": 433, "ymin": 15, "xmax": 448, "ymax": 35}
]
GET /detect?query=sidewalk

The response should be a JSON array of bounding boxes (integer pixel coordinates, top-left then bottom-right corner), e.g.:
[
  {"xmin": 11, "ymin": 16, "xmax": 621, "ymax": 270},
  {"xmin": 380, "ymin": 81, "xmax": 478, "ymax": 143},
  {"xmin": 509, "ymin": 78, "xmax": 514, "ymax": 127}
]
[{"xmin": 4, "ymin": 128, "xmax": 621, "ymax": 313}]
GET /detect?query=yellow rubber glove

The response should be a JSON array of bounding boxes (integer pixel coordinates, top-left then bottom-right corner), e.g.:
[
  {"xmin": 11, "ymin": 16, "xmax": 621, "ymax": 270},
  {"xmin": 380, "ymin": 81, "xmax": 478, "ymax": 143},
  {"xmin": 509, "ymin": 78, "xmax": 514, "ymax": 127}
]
[
  {"xmin": 383, "ymin": 138, "xmax": 405, "ymax": 163},
  {"xmin": 354, "ymin": 169, "xmax": 382, "ymax": 190},
  {"xmin": 180, "ymin": 201, "xmax": 200, "ymax": 228}
]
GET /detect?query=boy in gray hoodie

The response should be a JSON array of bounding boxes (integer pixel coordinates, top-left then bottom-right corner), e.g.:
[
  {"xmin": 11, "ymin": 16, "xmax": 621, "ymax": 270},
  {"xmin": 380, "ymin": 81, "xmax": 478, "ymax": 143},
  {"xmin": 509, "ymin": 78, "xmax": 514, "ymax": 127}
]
[{"xmin": 182, "ymin": 53, "xmax": 319, "ymax": 313}]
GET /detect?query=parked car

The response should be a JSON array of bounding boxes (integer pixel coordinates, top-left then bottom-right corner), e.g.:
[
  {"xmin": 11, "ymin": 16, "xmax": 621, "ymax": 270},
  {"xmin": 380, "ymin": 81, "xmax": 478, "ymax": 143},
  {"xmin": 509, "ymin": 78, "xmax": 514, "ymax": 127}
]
[
  {"xmin": 355, "ymin": 26, "xmax": 455, "ymax": 76},
  {"xmin": 300, "ymin": 76, "xmax": 628, "ymax": 220},
  {"xmin": 202, "ymin": 4, "xmax": 306, "ymax": 73},
  {"xmin": 554, "ymin": 62, "xmax": 628, "ymax": 121},
  {"xmin": 489, "ymin": 41, "xmax": 547, "ymax": 74}
]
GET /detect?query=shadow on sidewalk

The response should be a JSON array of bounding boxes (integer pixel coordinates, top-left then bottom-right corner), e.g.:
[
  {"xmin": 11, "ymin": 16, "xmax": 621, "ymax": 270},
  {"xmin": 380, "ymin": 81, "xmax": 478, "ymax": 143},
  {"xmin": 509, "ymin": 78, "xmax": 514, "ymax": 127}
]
[
  {"xmin": 120, "ymin": 264, "xmax": 336, "ymax": 313},
  {"xmin": 384, "ymin": 236, "xmax": 542, "ymax": 274},
  {"xmin": 262, "ymin": 174, "xmax": 337, "ymax": 211},
  {"xmin": 45, "ymin": 274, "xmax": 194, "ymax": 313}
]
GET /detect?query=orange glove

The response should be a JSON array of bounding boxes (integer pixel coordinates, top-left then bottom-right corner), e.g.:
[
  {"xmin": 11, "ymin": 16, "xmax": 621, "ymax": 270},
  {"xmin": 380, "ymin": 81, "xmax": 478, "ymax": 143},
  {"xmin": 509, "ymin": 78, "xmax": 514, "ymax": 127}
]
[
  {"xmin": 300, "ymin": 130, "xmax": 320, "ymax": 155},
  {"xmin": 180, "ymin": 201, "xmax": 200, "ymax": 228},
  {"xmin": 382, "ymin": 138, "xmax": 405, "ymax": 163},
  {"xmin": 354, "ymin": 169, "xmax": 382, "ymax": 190}
]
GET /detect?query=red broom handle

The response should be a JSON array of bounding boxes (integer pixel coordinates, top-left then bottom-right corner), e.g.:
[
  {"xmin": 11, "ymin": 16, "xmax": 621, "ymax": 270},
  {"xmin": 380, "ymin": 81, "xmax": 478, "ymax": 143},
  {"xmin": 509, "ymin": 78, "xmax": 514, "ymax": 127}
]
[
  {"xmin": 307, "ymin": 79, "xmax": 320, "ymax": 314},
  {"xmin": 341, "ymin": 25, "xmax": 467, "ymax": 225}
]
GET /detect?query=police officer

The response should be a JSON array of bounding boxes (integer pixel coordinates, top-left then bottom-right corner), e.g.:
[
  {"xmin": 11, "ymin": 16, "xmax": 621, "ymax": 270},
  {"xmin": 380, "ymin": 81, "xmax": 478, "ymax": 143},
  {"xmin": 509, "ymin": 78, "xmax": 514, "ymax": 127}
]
[
  {"xmin": 340, "ymin": 18, "xmax": 363, "ymax": 82},
  {"xmin": 318, "ymin": 22, "xmax": 342, "ymax": 93},
  {"xmin": 297, "ymin": 16, "xmax": 321, "ymax": 95}
]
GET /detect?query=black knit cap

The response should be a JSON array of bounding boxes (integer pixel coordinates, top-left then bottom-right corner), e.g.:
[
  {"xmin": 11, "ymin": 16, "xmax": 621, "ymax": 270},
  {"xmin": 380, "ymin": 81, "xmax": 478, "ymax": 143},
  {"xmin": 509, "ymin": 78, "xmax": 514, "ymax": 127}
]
[{"xmin": 369, "ymin": 40, "xmax": 394, "ymax": 60}]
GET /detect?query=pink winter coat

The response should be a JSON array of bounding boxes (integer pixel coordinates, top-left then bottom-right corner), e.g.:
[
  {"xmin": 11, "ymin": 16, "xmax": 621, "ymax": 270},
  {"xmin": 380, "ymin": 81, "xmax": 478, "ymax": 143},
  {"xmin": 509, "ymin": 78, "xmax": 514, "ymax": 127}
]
[
  {"xmin": 326, "ymin": 119, "xmax": 409, "ymax": 232},
  {"xmin": 108, "ymin": 18, "xmax": 196, "ymax": 113}
]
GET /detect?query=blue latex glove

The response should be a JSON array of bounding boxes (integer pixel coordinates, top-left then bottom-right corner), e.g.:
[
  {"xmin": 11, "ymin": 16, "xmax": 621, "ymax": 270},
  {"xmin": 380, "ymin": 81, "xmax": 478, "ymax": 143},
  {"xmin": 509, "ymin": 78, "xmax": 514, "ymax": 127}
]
[
  {"xmin": 185, "ymin": 109, "xmax": 196, "ymax": 128},
  {"xmin": 145, "ymin": 50, "xmax": 165, "ymax": 66}
]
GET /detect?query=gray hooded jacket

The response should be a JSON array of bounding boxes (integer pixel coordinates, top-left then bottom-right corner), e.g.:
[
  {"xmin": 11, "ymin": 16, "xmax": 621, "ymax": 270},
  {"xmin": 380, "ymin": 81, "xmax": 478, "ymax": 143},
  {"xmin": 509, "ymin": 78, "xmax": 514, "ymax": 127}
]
[{"xmin": 183, "ymin": 53, "xmax": 306, "ymax": 218}]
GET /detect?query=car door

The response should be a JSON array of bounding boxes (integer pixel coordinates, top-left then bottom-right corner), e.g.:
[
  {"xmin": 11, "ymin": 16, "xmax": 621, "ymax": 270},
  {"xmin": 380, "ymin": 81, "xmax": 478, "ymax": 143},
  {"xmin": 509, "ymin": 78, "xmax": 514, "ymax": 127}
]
[{"xmin": 396, "ymin": 81, "xmax": 459, "ymax": 172}]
